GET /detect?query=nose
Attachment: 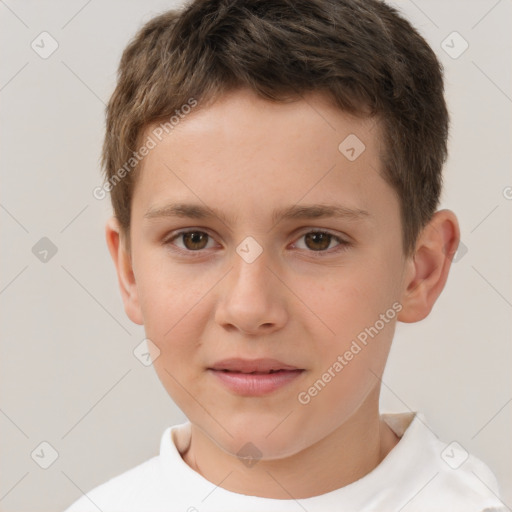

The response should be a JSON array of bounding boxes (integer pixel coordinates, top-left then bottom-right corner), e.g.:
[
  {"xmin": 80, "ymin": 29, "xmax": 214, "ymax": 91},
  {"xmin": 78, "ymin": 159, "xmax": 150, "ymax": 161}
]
[{"xmin": 214, "ymin": 249, "xmax": 288, "ymax": 336}]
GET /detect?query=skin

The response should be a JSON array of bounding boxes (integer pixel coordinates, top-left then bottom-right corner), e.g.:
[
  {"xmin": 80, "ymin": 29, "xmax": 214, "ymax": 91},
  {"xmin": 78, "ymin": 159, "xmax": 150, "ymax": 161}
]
[{"xmin": 106, "ymin": 88, "xmax": 459, "ymax": 499}]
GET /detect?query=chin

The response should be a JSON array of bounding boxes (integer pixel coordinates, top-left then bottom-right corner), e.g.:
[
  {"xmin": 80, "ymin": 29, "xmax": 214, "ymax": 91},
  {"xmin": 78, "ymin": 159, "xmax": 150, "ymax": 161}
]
[{"xmin": 209, "ymin": 418, "xmax": 309, "ymax": 462}]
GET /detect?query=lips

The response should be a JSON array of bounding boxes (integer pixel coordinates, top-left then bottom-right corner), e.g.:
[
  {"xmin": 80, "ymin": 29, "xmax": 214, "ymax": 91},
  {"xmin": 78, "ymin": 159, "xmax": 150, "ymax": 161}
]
[
  {"xmin": 208, "ymin": 358, "xmax": 305, "ymax": 396},
  {"xmin": 208, "ymin": 358, "xmax": 302, "ymax": 374}
]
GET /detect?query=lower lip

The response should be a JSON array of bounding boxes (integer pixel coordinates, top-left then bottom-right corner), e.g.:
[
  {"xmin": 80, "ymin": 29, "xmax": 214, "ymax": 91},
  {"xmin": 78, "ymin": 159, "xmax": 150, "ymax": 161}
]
[{"xmin": 208, "ymin": 369, "xmax": 304, "ymax": 396}]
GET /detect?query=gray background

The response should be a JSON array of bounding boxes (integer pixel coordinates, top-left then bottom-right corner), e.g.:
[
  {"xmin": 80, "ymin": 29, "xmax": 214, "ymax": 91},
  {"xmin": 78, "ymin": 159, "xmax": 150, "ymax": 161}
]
[{"xmin": 1, "ymin": 0, "xmax": 511, "ymax": 510}]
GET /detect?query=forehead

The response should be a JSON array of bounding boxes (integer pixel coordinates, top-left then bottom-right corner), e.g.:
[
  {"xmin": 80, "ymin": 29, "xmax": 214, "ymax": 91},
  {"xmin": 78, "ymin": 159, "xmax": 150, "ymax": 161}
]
[
  {"xmin": 143, "ymin": 89, "xmax": 380, "ymax": 157},
  {"xmin": 133, "ymin": 88, "xmax": 395, "ymax": 228}
]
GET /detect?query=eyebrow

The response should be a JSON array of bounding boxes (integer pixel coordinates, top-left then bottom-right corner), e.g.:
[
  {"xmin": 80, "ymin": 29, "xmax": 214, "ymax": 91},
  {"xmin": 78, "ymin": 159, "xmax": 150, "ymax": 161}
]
[{"xmin": 144, "ymin": 203, "xmax": 370, "ymax": 226}]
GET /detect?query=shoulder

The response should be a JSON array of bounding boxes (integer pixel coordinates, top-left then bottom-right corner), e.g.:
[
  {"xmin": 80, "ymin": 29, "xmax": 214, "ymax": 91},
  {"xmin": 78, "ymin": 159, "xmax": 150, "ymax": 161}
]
[
  {"xmin": 62, "ymin": 423, "xmax": 192, "ymax": 512},
  {"xmin": 62, "ymin": 455, "xmax": 163, "ymax": 512},
  {"xmin": 431, "ymin": 448, "xmax": 503, "ymax": 509},
  {"xmin": 382, "ymin": 412, "xmax": 505, "ymax": 511}
]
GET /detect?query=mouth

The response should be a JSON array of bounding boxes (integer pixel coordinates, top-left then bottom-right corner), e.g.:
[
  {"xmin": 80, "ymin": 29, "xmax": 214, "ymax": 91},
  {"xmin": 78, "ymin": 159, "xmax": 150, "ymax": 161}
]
[
  {"xmin": 208, "ymin": 357, "xmax": 303, "ymax": 374},
  {"xmin": 215, "ymin": 369, "xmax": 297, "ymax": 374},
  {"xmin": 207, "ymin": 358, "xmax": 305, "ymax": 396}
]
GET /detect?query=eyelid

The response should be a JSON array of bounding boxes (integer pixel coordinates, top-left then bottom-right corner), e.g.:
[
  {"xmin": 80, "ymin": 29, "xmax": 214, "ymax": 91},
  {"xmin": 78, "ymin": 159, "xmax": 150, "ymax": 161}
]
[
  {"xmin": 164, "ymin": 227, "xmax": 351, "ymax": 255},
  {"xmin": 292, "ymin": 226, "xmax": 348, "ymax": 239},
  {"xmin": 165, "ymin": 228, "xmax": 220, "ymax": 248},
  {"xmin": 289, "ymin": 228, "xmax": 351, "ymax": 253}
]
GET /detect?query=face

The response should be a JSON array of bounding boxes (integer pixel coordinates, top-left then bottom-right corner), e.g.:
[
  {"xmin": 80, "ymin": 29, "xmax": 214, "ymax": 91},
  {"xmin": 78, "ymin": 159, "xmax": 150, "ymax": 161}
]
[{"xmin": 116, "ymin": 89, "xmax": 413, "ymax": 459}]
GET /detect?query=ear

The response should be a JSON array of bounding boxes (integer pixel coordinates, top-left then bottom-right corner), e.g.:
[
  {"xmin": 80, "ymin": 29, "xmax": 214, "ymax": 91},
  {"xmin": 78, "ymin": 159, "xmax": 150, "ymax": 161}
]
[
  {"xmin": 397, "ymin": 209, "xmax": 460, "ymax": 323},
  {"xmin": 105, "ymin": 216, "xmax": 144, "ymax": 325}
]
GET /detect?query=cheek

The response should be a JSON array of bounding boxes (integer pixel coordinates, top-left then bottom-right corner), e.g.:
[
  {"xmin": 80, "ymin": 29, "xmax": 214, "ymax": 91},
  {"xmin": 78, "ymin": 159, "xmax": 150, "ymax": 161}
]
[
  {"xmin": 298, "ymin": 266, "xmax": 383, "ymax": 337},
  {"xmin": 134, "ymin": 249, "xmax": 213, "ymax": 335},
  {"xmin": 297, "ymin": 260, "xmax": 397, "ymax": 377},
  {"xmin": 296, "ymin": 318, "xmax": 395, "ymax": 431}
]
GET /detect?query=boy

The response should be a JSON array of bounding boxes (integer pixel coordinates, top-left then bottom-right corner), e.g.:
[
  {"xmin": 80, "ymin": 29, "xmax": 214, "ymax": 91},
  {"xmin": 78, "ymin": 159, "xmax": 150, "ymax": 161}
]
[{"xmin": 65, "ymin": 0, "xmax": 505, "ymax": 510}]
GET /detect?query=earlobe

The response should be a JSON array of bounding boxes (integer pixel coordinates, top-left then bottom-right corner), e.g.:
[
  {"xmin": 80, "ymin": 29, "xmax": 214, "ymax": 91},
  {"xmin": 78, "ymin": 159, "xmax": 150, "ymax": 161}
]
[
  {"xmin": 105, "ymin": 216, "xmax": 144, "ymax": 325},
  {"xmin": 397, "ymin": 210, "xmax": 460, "ymax": 323}
]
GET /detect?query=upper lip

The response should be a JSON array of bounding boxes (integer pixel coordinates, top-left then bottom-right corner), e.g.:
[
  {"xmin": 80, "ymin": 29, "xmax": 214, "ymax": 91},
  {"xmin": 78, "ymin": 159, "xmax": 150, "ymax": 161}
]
[{"xmin": 209, "ymin": 358, "xmax": 302, "ymax": 373}]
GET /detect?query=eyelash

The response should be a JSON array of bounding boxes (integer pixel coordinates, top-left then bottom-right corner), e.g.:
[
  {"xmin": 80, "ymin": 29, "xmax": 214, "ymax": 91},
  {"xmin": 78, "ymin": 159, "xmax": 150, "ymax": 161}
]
[{"xmin": 163, "ymin": 229, "xmax": 351, "ymax": 257}]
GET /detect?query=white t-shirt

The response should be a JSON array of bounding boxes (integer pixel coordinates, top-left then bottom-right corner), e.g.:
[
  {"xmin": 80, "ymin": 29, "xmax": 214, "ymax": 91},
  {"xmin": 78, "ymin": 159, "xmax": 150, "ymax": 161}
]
[{"xmin": 63, "ymin": 412, "xmax": 505, "ymax": 512}]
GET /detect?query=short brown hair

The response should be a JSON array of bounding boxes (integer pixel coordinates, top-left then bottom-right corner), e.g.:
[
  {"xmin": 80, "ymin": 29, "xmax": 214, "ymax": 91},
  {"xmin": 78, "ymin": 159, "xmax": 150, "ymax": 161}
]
[{"xmin": 101, "ymin": 0, "xmax": 448, "ymax": 257}]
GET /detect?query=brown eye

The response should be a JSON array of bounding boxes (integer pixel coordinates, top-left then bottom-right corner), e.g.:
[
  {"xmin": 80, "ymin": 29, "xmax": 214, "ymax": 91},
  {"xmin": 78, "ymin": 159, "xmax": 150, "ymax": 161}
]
[
  {"xmin": 304, "ymin": 232, "xmax": 333, "ymax": 251},
  {"xmin": 181, "ymin": 231, "xmax": 210, "ymax": 250},
  {"xmin": 182, "ymin": 232, "xmax": 208, "ymax": 250}
]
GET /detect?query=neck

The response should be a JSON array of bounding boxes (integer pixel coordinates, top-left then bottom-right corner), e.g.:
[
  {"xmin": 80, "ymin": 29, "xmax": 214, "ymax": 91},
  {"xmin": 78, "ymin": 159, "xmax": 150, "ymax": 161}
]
[{"xmin": 181, "ymin": 389, "xmax": 400, "ymax": 499}]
